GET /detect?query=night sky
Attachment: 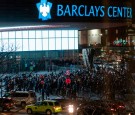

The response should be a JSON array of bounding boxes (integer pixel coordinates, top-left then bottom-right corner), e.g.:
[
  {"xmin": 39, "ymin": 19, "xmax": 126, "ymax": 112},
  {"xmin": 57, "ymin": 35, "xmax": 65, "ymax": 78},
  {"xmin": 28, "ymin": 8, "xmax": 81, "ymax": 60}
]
[{"xmin": 0, "ymin": 0, "xmax": 133, "ymax": 23}]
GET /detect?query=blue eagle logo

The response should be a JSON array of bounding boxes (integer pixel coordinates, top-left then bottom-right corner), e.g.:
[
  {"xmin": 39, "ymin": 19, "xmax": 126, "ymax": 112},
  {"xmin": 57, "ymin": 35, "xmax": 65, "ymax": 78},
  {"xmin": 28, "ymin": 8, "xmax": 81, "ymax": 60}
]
[{"xmin": 36, "ymin": 0, "xmax": 52, "ymax": 21}]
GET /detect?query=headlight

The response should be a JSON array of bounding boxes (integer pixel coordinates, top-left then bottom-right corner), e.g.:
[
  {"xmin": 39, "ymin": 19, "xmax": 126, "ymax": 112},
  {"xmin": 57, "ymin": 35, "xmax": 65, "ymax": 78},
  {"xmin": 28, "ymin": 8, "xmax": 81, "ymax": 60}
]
[
  {"xmin": 76, "ymin": 107, "xmax": 79, "ymax": 111},
  {"xmin": 68, "ymin": 105, "xmax": 74, "ymax": 113},
  {"xmin": 128, "ymin": 113, "xmax": 132, "ymax": 115}
]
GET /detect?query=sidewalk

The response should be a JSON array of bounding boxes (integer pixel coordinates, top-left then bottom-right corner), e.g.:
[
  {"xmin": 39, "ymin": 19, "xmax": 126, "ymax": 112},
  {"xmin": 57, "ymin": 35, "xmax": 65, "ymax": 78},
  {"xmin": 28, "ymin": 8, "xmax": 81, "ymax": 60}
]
[{"xmin": 36, "ymin": 92, "xmax": 64, "ymax": 101}]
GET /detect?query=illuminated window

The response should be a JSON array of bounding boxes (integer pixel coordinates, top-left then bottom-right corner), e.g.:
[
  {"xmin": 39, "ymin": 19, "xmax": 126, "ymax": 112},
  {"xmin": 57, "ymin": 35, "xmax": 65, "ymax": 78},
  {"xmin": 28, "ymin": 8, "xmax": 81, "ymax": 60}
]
[
  {"xmin": 69, "ymin": 38, "xmax": 74, "ymax": 49},
  {"xmin": 43, "ymin": 39, "xmax": 48, "ymax": 50},
  {"xmin": 16, "ymin": 31, "xmax": 22, "ymax": 38},
  {"xmin": 36, "ymin": 39, "xmax": 42, "ymax": 50},
  {"xmin": 1, "ymin": 32, "xmax": 8, "ymax": 39},
  {"xmin": 29, "ymin": 30, "xmax": 35, "ymax": 38},
  {"xmin": 9, "ymin": 31, "xmax": 15, "ymax": 38},
  {"xmin": 16, "ymin": 39, "xmax": 22, "ymax": 51},
  {"xmin": 49, "ymin": 38, "xmax": 55, "ymax": 50},
  {"xmin": 0, "ymin": 29, "xmax": 78, "ymax": 52},
  {"xmin": 29, "ymin": 39, "xmax": 35, "ymax": 51},
  {"xmin": 62, "ymin": 30, "xmax": 68, "ymax": 37},
  {"xmin": 9, "ymin": 39, "xmax": 15, "ymax": 48},
  {"xmin": 22, "ymin": 31, "xmax": 28, "ymax": 38},
  {"xmin": 1, "ymin": 39, "xmax": 8, "ymax": 51},
  {"xmin": 75, "ymin": 30, "xmax": 78, "ymax": 37},
  {"xmin": 105, "ymin": 29, "xmax": 108, "ymax": 35},
  {"xmin": 56, "ymin": 30, "xmax": 61, "ymax": 37},
  {"xmin": 23, "ymin": 39, "xmax": 29, "ymax": 51},
  {"xmin": 69, "ymin": 30, "xmax": 74, "ymax": 37},
  {"xmin": 75, "ymin": 38, "xmax": 78, "ymax": 49},
  {"xmin": 49, "ymin": 30, "xmax": 55, "ymax": 38},
  {"xmin": 42, "ymin": 30, "xmax": 48, "ymax": 38},
  {"xmin": 36, "ymin": 30, "xmax": 42, "ymax": 38},
  {"xmin": 62, "ymin": 38, "xmax": 68, "ymax": 50},
  {"xmin": 56, "ymin": 38, "xmax": 61, "ymax": 50}
]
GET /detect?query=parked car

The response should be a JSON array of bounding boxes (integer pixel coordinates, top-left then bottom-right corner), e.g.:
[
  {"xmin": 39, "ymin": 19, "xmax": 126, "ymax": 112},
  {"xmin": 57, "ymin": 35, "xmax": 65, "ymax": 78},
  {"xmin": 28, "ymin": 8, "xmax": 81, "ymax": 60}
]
[
  {"xmin": 0, "ymin": 97, "xmax": 15, "ymax": 112},
  {"xmin": 3, "ymin": 90, "xmax": 37, "ymax": 108},
  {"xmin": 25, "ymin": 100, "xmax": 62, "ymax": 115},
  {"xmin": 77, "ymin": 100, "xmax": 134, "ymax": 115}
]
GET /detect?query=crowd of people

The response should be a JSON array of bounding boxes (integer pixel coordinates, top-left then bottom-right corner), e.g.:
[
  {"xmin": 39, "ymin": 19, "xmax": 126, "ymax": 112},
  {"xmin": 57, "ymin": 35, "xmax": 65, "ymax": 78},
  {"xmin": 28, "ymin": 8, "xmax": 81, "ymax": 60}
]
[
  {"xmin": 1, "ymin": 62, "xmax": 130, "ymax": 101},
  {"xmin": 3, "ymin": 69, "xmax": 90, "ymax": 100}
]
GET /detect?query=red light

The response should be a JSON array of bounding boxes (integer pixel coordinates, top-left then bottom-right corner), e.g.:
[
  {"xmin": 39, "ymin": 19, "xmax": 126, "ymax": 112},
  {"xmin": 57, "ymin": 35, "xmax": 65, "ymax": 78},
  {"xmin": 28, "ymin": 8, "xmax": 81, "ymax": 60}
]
[{"xmin": 5, "ymin": 103, "xmax": 9, "ymax": 106}]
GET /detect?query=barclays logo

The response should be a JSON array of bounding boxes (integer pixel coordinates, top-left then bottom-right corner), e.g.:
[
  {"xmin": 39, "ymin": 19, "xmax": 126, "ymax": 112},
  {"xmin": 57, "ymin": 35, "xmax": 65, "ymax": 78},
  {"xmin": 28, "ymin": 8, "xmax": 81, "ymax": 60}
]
[{"xmin": 36, "ymin": 0, "xmax": 52, "ymax": 21}]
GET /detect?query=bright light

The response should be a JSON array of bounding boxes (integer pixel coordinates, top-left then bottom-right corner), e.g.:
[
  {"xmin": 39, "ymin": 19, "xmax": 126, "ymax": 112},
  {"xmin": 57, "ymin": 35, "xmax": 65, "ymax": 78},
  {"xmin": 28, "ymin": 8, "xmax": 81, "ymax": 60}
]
[
  {"xmin": 68, "ymin": 105, "xmax": 74, "ymax": 113},
  {"xmin": 0, "ymin": 25, "xmax": 70, "ymax": 31}
]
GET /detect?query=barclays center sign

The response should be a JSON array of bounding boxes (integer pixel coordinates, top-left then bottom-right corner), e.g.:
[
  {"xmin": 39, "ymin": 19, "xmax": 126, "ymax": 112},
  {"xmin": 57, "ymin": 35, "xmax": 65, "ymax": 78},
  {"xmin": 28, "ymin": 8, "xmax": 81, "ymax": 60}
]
[
  {"xmin": 56, "ymin": 5, "xmax": 132, "ymax": 18},
  {"xmin": 36, "ymin": 0, "xmax": 132, "ymax": 22}
]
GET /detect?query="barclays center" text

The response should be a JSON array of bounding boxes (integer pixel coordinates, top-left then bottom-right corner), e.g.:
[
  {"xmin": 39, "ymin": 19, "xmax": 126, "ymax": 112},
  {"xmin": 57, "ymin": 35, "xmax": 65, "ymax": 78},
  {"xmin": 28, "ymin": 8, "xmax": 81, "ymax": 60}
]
[{"xmin": 57, "ymin": 5, "xmax": 132, "ymax": 18}]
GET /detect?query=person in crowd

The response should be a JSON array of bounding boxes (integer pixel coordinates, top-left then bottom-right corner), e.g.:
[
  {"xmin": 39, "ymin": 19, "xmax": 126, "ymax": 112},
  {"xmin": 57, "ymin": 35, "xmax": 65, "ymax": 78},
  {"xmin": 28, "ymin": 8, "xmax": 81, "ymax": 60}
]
[
  {"xmin": 41, "ymin": 87, "xmax": 45, "ymax": 101},
  {"xmin": 88, "ymin": 48, "xmax": 95, "ymax": 69}
]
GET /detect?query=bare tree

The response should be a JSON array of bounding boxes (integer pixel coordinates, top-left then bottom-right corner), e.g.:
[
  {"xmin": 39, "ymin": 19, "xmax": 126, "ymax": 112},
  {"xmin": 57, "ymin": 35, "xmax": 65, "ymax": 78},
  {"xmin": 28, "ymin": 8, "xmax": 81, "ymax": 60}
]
[{"xmin": 0, "ymin": 41, "xmax": 18, "ymax": 97}]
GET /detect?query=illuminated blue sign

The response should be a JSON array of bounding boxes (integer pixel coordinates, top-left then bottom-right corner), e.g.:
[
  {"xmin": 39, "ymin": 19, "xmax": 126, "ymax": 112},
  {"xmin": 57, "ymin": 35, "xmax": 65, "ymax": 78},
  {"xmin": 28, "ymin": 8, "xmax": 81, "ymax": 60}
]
[
  {"xmin": 57, "ymin": 5, "xmax": 105, "ymax": 17},
  {"xmin": 36, "ymin": 0, "xmax": 132, "ymax": 21},
  {"xmin": 57, "ymin": 5, "xmax": 132, "ymax": 18},
  {"xmin": 107, "ymin": 6, "xmax": 132, "ymax": 18},
  {"xmin": 36, "ymin": 0, "xmax": 52, "ymax": 21}
]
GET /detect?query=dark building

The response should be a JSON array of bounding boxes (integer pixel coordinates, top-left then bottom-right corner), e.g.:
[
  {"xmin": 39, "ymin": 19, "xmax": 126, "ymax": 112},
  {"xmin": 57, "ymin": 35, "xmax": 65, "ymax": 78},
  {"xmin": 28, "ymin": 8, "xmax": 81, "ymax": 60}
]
[{"xmin": 0, "ymin": 0, "xmax": 134, "ymax": 72}]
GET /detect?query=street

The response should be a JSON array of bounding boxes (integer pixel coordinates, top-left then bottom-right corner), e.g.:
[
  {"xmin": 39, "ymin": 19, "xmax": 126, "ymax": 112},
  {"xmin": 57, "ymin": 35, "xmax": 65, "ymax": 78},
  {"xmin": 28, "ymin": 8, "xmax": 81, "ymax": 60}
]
[
  {"xmin": 1, "ymin": 107, "xmax": 27, "ymax": 115},
  {"xmin": 0, "ymin": 108, "xmax": 70, "ymax": 115}
]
